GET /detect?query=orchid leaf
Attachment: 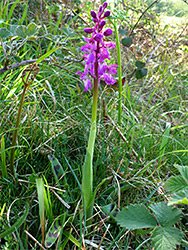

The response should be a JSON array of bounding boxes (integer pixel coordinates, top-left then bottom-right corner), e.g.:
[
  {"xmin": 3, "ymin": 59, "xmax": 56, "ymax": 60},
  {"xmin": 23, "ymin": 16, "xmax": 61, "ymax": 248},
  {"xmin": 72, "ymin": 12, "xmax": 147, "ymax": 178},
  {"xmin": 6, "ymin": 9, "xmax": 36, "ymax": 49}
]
[
  {"xmin": 45, "ymin": 214, "xmax": 65, "ymax": 248},
  {"xmin": 48, "ymin": 155, "xmax": 64, "ymax": 187}
]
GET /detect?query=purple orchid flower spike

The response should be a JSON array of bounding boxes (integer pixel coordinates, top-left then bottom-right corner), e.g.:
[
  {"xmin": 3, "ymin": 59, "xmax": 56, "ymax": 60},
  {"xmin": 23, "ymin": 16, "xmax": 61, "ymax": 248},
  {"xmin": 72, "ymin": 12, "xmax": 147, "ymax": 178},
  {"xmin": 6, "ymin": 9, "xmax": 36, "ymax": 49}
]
[{"xmin": 77, "ymin": 2, "xmax": 118, "ymax": 91}]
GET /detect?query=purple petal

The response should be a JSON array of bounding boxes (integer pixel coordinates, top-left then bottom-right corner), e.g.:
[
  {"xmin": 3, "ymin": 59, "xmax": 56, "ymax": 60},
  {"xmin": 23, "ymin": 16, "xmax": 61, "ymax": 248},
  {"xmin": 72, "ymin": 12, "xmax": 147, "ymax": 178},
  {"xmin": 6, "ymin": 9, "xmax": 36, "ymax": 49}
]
[
  {"xmin": 104, "ymin": 42, "xmax": 116, "ymax": 49},
  {"xmin": 84, "ymin": 79, "xmax": 92, "ymax": 91},
  {"xmin": 94, "ymin": 33, "xmax": 103, "ymax": 42}
]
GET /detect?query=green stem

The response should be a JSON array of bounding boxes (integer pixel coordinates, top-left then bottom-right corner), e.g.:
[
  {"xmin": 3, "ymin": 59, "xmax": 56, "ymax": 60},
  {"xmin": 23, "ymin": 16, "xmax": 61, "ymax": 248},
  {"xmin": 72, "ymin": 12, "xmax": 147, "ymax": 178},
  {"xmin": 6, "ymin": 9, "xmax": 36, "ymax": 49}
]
[
  {"xmin": 112, "ymin": 20, "xmax": 122, "ymax": 124},
  {"xmin": 82, "ymin": 49, "xmax": 99, "ymax": 222},
  {"xmin": 10, "ymin": 84, "xmax": 27, "ymax": 176}
]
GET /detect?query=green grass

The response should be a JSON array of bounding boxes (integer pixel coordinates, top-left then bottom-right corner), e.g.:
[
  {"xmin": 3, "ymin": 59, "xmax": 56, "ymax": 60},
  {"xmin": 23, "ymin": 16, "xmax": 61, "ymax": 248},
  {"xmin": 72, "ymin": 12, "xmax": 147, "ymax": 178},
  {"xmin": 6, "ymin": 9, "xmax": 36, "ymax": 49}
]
[{"xmin": 0, "ymin": 0, "xmax": 188, "ymax": 249}]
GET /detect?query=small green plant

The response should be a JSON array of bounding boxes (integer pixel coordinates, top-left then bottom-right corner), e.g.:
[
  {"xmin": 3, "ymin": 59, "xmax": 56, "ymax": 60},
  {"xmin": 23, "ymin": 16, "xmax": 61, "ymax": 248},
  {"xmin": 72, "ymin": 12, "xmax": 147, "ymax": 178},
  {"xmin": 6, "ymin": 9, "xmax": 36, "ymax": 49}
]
[
  {"xmin": 164, "ymin": 164, "xmax": 188, "ymax": 205},
  {"xmin": 115, "ymin": 202, "xmax": 183, "ymax": 250}
]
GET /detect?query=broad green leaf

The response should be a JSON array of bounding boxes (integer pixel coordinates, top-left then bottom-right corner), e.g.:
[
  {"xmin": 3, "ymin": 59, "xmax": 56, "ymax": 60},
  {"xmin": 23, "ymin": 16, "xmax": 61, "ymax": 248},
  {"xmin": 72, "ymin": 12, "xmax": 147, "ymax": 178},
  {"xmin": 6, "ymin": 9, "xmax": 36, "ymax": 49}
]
[
  {"xmin": 121, "ymin": 37, "xmax": 133, "ymax": 47},
  {"xmin": 26, "ymin": 22, "xmax": 39, "ymax": 36},
  {"xmin": 164, "ymin": 175, "xmax": 188, "ymax": 193},
  {"xmin": 0, "ymin": 203, "xmax": 29, "ymax": 238},
  {"xmin": 119, "ymin": 28, "xmax": 127, "ymax": 36},
  {"xmin": 175, "ymin": 164, "xmax": 188, "ymax": 184},
  {"xmin": 82, "ymin": 121, "xmax": 96, "ymax": 210},
  {"xmin": 135, "ymin": 68, "xmax": 147, "ymax": 79},
  {"xmin": 149, "ymin": 202, "xmax": 181, "ymax": 227},
  {"xmin": 116, "ymin": 204, "xmax": 157, "ymax": 229},
  {"xmin": 15, "ymin": 25, "xmax": 27, "ymax": 38},
  {"xmin": 151, "ymin": 226, "xmax": 182, "ymax": 250},
  {"xmin": 168, "ymin": 188, "xmax": 188, "ymax": 206},
  {"xmin": 48, "ymin": 155, "xmax": 64, "ymax": 187},
  {"xmin": 0, "ymin": 28, "xmax": 12, "ymax": 38},
  {"xmin": 135, "ymin": 61, "xmax": 145, "ymax": 68}
]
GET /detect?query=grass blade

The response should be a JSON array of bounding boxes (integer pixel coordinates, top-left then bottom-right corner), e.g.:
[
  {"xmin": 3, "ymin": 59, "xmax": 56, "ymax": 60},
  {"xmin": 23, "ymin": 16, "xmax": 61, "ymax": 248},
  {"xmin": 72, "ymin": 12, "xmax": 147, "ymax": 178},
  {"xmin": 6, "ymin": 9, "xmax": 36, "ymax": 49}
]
[
  {"xmin": 36, "ymin": 178, "xmax": 45, "ymax": 246},
  {"xmin": 1, "ymin": 134, "xmax": 8, "ymax": 178},
  {"xmin": 0, "ymin": 203, "xmax": 29, "ymax": 238}
]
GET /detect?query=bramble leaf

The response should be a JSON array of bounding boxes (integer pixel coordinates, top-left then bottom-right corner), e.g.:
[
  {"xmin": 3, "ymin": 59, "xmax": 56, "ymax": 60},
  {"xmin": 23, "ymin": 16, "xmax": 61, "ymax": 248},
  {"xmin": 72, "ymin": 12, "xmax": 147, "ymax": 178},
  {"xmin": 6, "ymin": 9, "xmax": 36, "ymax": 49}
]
[
  {"xmin": 115, "ymin": 204, "xmax": 157, "ymax": 229},
  {"xmin": 135, "ymin": 61, "xmax": 145, "ymax": 68},
  {"xmin": 168, "ymin": 188, "xmax": 188, "ymax": 206},
  {"xmin": 0, "ymin": 28, "xmax": 12, "ymax": 38},
  {"xmin": 175, "ymin": 164, "xmax": 188, "ymax": 184},
  {"xmin": 121, "ymin": 37, "xmax": 133, "ymax": 47},
  {"xmin": 151, "ymin": 226, "xmax": 182, "ymax": 250},
  {"xmin": 149, "ymin": 202, "xmax": 181, "ymax": 227},
  {"xmin": 135, "ymin": 68, "xmax": 147, "ymax": 79},
  {"xmin": 164, "ymin": 175, "xmax": 188, "ymax": 193}
]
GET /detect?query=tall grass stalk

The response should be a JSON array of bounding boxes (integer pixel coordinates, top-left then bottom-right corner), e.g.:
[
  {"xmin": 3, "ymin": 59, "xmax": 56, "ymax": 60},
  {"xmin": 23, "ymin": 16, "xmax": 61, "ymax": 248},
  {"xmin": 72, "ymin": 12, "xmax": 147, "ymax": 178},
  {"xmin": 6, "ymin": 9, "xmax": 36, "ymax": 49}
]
[
  {"xmin": 10, "ymin": 64, "xmax": 39, "ymax": 176},
  {"xmin": 110, "ymin": 20, "xmax": 122, "ymax": 124}
]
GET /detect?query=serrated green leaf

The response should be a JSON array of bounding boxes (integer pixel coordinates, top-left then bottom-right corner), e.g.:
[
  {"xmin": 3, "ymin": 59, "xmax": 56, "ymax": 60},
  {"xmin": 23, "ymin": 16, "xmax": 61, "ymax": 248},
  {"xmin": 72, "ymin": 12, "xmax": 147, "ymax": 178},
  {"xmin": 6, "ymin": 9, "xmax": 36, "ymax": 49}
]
[
  {"xmin": 0, "ymin": 28, "xmax": 12, "ymax": 38},
  {"xmin": 149, "ymin": 202, "xmax": 181, "ymax": 227},
  {"xmin": 8, "ymin": 25, "xmax": 18, "ymax": 35},
  {"xmin": 121, "ymin": 37, "xmax": 133, "ymax": 47},
  {"xmin": 135, "ymin": 68, "xmax": 147, "ymax": 79},
  {"xmin": 116, "ymin": 204, "xmax": 157, "ymax": 229},
  {"xmin": 15, "ymin": 25, "xmax": 27, "ymax": 38},
  {"xmin": 135, "ymin": 61, "xmax": 145, "ymax": 68},
  {"xmin": 119, "ymin": 28, "xmax": 127, "ymax": 36},
  {"xmin": 168, "ymin": 188, "xmax": 188, "ymax": 206},
  {"xmin": 151, "ymin": 226, "xmax": 182, "ymax": 250},
  {"xmin": 26, "ymin": 22, "xmax": 39, "ymax": 36},
  {"xmin": 164, "ymin": 175, "xmax": 188, "ymax": 193},
  {"xmin": 175, "ymin": 164, "xmax": 188, "ymax": 184}
]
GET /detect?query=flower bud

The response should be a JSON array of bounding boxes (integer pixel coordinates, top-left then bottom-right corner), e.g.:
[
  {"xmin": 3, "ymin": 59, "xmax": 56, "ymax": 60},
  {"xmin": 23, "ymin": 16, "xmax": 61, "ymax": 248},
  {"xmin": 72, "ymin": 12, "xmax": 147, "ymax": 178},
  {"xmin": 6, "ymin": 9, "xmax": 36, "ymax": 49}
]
[
  {"xmin": 103, "ymin": 10, "xmax": 110, "ymax": 18},
  {"xmin": 99, "ymin": 20, "xmax": 106, "ymax": 28},
  {"xmin": 93, "ymin": 17, "xmax": 98, "ymax": 23},
  {"xmin": 94, "ymin": 33, "xmax": 103, "ymax": 42},
  {"xmin": 90, "ymin": 10, "xmax": 97, "ymax": 18},
  {"xmin": 84, "ymin": 28, "xmax": 94, "ymax": 34},
  {"xmin": 99, "ymin": 6, "xmax": 103, "ymax": 12},
  {"xmin": 98, "ymin": 5, "xmax": 103, "ymax": 17},
  {"xmin": 103, "ymin": 2, "xmax": 108, "ymax": 8},
  {"xmin": 103, "ymin": 28, "xmax": 113, "ymax": 36}
]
